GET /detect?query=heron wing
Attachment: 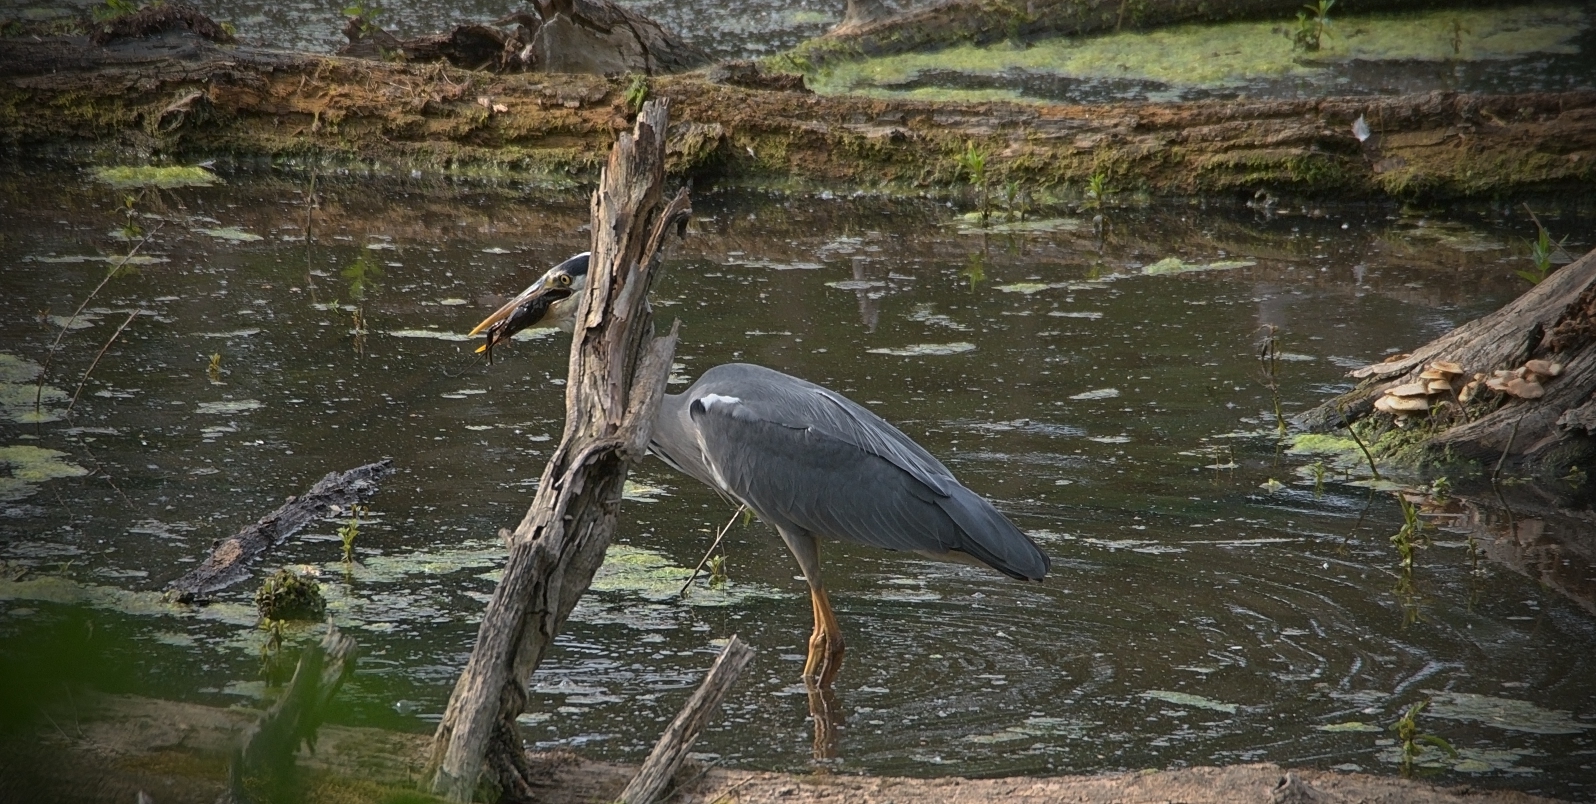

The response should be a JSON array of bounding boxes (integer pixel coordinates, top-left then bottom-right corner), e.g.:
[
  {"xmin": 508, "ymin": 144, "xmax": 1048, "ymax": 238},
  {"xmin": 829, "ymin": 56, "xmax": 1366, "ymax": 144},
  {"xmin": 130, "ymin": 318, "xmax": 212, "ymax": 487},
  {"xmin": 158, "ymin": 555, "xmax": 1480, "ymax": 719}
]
[{"xmin": 677, "ymin": 364, "xmax": 1049, "ymax": 580}]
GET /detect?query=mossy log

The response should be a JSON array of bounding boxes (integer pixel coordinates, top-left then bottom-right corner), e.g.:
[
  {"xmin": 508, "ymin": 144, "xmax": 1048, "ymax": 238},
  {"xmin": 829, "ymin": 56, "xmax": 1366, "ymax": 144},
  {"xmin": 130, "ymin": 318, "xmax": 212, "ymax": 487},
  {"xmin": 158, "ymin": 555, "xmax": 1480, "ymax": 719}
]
[
  {"xmin": 801, "ymin": 0, "xmax": 1472, "ymax": 69},
  {"xmin": 1299, "ymin": 247, "xmax": 1596, "ymax": 490},
  {"xmin": 1, "ymin": 32, "xmax": 1593, "ymax": 199}
]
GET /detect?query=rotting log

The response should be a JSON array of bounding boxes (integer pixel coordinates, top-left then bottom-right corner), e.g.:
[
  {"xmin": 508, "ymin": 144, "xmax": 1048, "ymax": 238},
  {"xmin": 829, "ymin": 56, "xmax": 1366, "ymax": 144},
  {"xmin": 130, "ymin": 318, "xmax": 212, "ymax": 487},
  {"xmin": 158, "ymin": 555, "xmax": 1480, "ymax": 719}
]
[
  {"xmin": 1299, "ymin": 247, "xmax": 1596, "ymax": 490},
  {"xmin": 803, "ymin": 0, "xmax": 1490, "ymax": 68},
  {"xmin": 619, "ymin": 636, "xmax": 754, "ymax": 804},
  {"xmin": 221, "ymin": 623, "xmax": 357, "ymax": 804},
  {"xmin": 337, "ymin": 0, "xmax": 709, "ymax": 75},
  {"xmin": 1, "ymin": 33, "xmax": 1593, "ymax": 200},
  {"xmin": 425, "ymin": 99, "xmax": 689, "ymax": 802},
  {"xmin": 165, "ymin": 460, "xmax": 393, "ymax": 603}
]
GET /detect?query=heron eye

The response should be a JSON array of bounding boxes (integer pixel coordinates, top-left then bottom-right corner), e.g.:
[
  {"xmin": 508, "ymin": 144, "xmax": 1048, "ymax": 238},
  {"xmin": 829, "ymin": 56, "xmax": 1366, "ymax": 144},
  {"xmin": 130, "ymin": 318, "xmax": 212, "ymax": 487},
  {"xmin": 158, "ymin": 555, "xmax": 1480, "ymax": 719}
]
[{"xmin": 557, "ymin": 275, "xmax": 572, "ymax": 287}]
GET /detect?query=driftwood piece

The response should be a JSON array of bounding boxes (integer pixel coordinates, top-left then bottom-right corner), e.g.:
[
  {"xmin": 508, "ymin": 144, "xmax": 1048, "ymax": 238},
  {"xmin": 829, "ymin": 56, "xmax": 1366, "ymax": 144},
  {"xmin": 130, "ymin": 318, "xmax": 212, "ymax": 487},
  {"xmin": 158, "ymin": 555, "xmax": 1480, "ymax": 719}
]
[
  {"xmin": 222, "ymin": 623, "xmax": 358, "ymax": 803},
  {"xmin": 166, "ymin": 460, "xmax": 394, "ymax": 603},
  {"xmin": 426, "ymin": 99, "xmax": 690, "ymax": 802},
  {"xmin": 1298, "ymin": 249, "xmax": 1596, "ymax": 485},
  {"xmin": 620, "ymin": 636, "xmax": 754, "ymax": 804}
]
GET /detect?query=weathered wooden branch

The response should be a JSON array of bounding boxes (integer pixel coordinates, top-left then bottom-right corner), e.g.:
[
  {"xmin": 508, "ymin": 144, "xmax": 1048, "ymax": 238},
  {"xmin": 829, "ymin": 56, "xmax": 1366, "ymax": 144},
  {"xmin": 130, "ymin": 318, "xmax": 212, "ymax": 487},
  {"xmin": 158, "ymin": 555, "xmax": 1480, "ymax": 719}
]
[
  {"xmin": 166, "ymin": 460, "xmax": 394, "ymax": 603},
  {"xmin": 221, "ymin": 623, "xmax": 358, "ymax": 803},
  {"xmin": 425, "ymin": 99, "xmax": 690, "ymax": 802},
  {"xmin": 1299, "ymin": 248, "xmax": 1596, "ymax": 485},
  {"xmin": 1, "ymin": 33, "xmax": 1591, "ymax": 199},
  {"xmin": 620, "ymin": 636, "xmax": 754, "ymax": 804}
]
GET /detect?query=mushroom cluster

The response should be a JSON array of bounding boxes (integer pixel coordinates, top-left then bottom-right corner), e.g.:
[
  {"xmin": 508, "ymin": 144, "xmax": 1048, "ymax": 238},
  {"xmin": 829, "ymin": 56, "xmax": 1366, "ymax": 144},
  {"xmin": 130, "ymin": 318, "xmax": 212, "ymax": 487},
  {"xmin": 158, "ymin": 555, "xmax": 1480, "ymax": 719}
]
[
  {"xmin": 1373, "ymin": 360, "xmax": 1465, "ymax": 417},
  {"xmin": 1466, "ymin": 359, "xmax": 1564, "ymax": 401}
]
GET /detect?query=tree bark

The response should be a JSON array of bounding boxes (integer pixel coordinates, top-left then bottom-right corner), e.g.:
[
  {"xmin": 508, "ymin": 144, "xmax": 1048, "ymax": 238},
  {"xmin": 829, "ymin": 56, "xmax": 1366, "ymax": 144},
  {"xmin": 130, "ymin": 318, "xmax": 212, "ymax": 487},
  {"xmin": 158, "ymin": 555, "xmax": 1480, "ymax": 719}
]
[
  {"xmin": 1299, "ymin": 248, "xmax": 1596, "ymax": 488},
  {"xmin": 619, "ymin": 636, "xmax": 754, "ymax": 804},
  {"xmin": 424, "ymin": 100, "xmax": 690, "ymax": 802},
  {"xmin": 796, "ymin": 0, "xmax": 1471, "ymax": 69},
  {"xmin": 2, "ymin": 33, "xmax": 1591, "ymax": 200}
]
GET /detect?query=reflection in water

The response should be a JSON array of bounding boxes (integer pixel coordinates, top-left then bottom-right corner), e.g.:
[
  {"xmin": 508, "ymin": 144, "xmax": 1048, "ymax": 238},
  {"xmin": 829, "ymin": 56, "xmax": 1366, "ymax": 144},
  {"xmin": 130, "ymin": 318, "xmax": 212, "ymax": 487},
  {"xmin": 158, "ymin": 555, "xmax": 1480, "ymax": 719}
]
[{"xmin": 1, "ymin": 166, "xmax": 1594, "ymax": 797}]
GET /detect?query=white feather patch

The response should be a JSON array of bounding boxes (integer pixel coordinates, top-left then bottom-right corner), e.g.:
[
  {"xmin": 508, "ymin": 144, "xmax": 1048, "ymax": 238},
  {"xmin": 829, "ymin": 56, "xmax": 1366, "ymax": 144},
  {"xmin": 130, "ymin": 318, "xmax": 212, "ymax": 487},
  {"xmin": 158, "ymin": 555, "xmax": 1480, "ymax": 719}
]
[{"xmin": 696, "ymin": 393, "xmax": 741, "ymax": 411}]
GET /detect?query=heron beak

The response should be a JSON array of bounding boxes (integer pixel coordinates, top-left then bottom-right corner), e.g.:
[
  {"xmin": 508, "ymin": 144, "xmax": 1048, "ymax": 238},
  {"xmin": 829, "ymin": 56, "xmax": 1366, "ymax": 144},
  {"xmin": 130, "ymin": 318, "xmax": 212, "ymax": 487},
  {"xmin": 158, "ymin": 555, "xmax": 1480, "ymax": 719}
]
[
  {"xmin": 467, "ymin": 270, "xmax": 573, "ymax": 362},
  {"xmin": 468, "ymin": 274, "xmax": 556, "ymax": 338}
]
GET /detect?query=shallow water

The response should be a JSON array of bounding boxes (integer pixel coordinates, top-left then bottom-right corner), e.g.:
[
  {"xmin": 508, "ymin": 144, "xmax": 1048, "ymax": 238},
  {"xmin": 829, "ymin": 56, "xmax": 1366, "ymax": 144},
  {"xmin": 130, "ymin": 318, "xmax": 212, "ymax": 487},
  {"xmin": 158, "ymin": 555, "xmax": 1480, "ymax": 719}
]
[{"xmin": 1, "ymin": 163, "xmax": 1595, "ymax": 799}]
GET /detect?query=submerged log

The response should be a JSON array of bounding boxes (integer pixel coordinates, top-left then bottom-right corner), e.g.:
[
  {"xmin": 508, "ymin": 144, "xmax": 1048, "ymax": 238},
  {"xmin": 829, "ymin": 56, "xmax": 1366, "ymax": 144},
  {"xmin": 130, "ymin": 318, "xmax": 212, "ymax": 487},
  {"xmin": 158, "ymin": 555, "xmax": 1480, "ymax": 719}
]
[
  {"xmin": 1299, "ymin": 248, "xmax": 1596, "ymax": 489},
  {"xmin": 1, "ymin": 32, "xmax": 1591, "ymax": 199},
  {"xmin": 425, "ymin": 100, "xmax": 689, "ymax": 801},
  {"xmin": 165, "ymin": 460, "xmax": 393, "ymax": 603}
]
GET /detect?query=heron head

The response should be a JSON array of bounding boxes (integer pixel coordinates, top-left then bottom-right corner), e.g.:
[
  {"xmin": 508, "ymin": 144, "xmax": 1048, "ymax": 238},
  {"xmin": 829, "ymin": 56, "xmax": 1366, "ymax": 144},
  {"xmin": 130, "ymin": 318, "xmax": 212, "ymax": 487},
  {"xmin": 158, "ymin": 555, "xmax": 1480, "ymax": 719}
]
[{"xmin": 468, "ymin": 252, "xmax": 590, "ymax": 361}]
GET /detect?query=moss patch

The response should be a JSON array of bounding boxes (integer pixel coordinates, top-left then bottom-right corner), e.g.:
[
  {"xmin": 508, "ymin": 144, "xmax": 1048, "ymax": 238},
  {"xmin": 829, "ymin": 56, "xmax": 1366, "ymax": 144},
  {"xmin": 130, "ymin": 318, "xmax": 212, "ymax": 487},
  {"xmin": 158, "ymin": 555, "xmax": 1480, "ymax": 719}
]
[{"xmin": 92, "ymin": 165, "xmax": 220, "ymax": 189}]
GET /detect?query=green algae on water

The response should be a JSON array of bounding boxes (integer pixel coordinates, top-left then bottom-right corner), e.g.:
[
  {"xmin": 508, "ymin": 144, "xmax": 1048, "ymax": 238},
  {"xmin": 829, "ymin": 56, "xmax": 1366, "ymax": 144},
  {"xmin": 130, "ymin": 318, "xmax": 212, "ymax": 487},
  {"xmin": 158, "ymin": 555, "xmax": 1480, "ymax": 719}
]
[
  {"xmin": 92, "ymin": 165, "xmax": 219, "ymax": 189},
  {"xmin": 1424, "ymin": 690, "xmax": 1591, "ymax": 735},
  {"xmin": 810, "ymin": 4, "xmax": 1588, "ymax": 102},
  {"xmin": 0, "ymin": 445, "xmax": 88, "ymax": 502}
]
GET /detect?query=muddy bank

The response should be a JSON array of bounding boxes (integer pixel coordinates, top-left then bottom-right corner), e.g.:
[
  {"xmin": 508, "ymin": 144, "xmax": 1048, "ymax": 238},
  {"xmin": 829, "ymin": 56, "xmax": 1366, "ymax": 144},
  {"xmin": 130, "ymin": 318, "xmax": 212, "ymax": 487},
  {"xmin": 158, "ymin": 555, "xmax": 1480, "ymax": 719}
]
[
  {"xmin": 0, "ymin": 693, "xmax": 1567, "ymax": 804},
  {"xmin": 1, "ymin": 32, "xmax": 1593, "ymax": 199}
]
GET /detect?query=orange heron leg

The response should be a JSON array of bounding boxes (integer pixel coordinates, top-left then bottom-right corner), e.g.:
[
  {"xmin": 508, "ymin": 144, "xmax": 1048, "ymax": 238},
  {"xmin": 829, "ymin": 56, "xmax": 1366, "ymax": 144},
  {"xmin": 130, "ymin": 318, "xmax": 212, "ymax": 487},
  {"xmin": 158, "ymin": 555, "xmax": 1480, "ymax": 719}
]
[{"xmin": 804, "ymin": 584, "xmax": 846, "ymax": 687}]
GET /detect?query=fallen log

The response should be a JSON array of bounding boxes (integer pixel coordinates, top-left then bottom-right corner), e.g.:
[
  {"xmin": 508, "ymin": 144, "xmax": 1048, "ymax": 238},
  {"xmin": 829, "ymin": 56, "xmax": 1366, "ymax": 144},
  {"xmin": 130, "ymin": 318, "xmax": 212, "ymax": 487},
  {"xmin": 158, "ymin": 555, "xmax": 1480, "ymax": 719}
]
[
  {"xmin": 165, "ymin": 460, "xmax": 393, "ymax": 603},
  {"xmin": 619, "ymin": 636, "xmax": 754, "ymax": 804},
  {"xmin": 425, "ymin": 100, "xmax": 689, "ymax": 801},
  {"xmin": 1298, "ymin": 248, "xmax": 1596, "ymax": 490},
  {"xmin": 1, "ymin": 32, "xmax": 1592, "ymax": 200}
]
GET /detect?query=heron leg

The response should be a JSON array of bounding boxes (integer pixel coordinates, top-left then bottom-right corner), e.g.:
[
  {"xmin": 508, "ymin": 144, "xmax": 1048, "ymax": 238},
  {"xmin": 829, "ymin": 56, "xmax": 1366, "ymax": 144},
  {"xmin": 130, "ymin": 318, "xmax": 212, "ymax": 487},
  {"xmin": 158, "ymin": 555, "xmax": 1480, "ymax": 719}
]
[
  {"xmin": 805, "ymin": 584, "xmax": 846, "ymax": 686},
  {"xmin": 779, "ymin": 528, "xmax": 846, "ymax": 686}
]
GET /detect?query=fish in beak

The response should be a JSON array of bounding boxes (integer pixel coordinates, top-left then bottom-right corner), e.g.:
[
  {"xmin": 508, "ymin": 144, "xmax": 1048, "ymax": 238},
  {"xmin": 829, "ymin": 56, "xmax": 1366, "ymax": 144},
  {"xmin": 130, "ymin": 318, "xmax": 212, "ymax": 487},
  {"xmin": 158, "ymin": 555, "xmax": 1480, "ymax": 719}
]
[{"xmin": 468, "ymin": 252, "xmax": 590, "ymax": 363}]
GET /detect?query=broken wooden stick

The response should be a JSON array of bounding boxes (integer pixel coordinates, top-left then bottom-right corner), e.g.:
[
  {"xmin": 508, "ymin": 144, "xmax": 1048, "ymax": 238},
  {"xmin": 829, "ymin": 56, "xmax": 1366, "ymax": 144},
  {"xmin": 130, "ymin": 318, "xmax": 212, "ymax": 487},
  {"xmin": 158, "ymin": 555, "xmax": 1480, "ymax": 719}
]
[
  {"xmin": 620, "ymin": 635, "xmax": 754, "ymax": 804},
  {"xmin": 166, "ymin": 460, "xmax": 394, "ymax": 603},
  {"xmin": 221, "ymin": 623, "xmax": 358, "ymax": 803}
]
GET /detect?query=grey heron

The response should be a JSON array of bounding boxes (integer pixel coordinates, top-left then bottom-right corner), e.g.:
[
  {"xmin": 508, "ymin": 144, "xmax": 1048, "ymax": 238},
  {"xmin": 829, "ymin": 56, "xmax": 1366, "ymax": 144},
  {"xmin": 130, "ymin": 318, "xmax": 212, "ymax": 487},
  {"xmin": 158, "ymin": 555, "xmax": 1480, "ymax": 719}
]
[{"xmin": 470, "ymin": 253, "xmax": 1050, "ymax": 686}]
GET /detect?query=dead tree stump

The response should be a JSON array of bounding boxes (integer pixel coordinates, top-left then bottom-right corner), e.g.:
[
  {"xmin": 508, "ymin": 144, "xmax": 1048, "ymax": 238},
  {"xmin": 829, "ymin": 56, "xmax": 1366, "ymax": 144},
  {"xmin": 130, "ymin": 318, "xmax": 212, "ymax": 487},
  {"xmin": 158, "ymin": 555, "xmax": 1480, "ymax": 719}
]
[{"xmin": 424, "ymin": 99, "xmax": 691, "ymax": 802}]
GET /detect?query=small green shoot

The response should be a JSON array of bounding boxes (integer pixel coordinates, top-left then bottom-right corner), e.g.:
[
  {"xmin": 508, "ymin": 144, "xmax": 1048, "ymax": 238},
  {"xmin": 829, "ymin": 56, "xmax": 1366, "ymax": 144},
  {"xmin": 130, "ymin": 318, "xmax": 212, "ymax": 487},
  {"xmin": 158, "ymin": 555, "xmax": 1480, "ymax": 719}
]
[
  {"xmin": 1083, "ymin": 171, "xmax": 1108, "ymax": 211},
  {"xmin": 1565, "ymin": 464, "xmax": 1589, "ymax": 489},
  {"xmin": 956, "ymin": 141, "xmax": 991, "ymax": 225},
  {"xmin": 1516, "ymin": 215, "xmax": 1567, "ymax": 285},
  {"xmin": 1309, "ymin": 460, "xmax": 1327, "ymax": 498},
  {"xmin": 206, "ymin": 352, "xmax": 223, "ymax": 383},
  {"xmin": 338, "ymin": 505, "xmax": 366, "ymax": 564},
  {"xmin": 706, "ymin": 553, "xmax": 727, "ymax": 588},
  {"xmin": 1292, "ymin": 0, "xmax": 1335, "ymax": 52},
  {"xmin": 623, "ymin": 74, "xmax": 650, "ymax": 114},
  {"xmin": 342, "ymin": 1, "xmax": 384, "ymax": 34},
  {"xmin": 1257, "ymin": 325, "xmax": 1288, "ymax": 437},
  {"xmin": 1427, "ymin": 476, "xmax": 1450, "ymax": 501},
  {"xmin": 93, "ymin": 0, "xmax": 139, "ymax": 23},
  {"xmin": 1393, "ymin": 700, "xmax": 1457, "ymax": 775}
]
